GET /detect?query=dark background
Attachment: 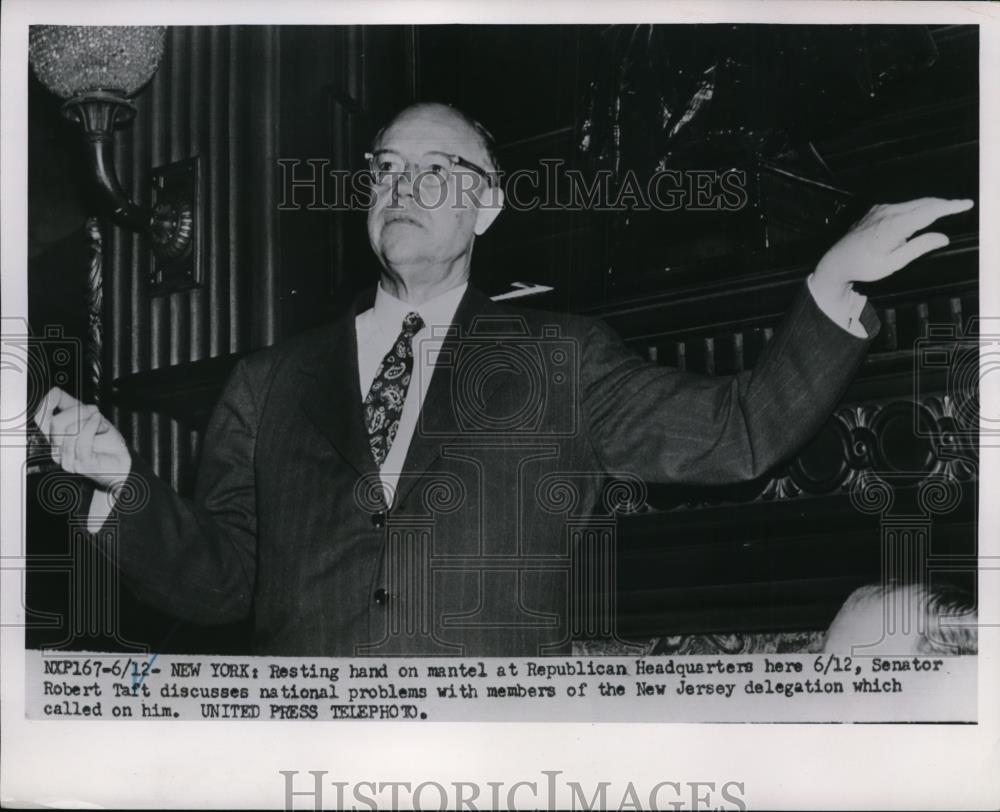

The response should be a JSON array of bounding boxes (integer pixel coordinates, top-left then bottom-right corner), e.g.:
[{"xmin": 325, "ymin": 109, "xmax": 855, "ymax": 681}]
[{"xmin": 26, "ymin": 24, "xmax": 978, "ymax": 653}]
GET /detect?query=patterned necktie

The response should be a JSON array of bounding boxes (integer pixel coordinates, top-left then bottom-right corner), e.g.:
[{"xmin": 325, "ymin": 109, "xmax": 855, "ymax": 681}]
[{"xmin": 363, "ymin": 311, "xmax": 425, "ymax": 468}]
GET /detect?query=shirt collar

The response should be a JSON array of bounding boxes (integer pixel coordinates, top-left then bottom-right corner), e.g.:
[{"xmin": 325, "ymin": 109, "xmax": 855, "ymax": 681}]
[{"xmin": 372, "ymin": 281, "xmax": 468, "ymax": 335}]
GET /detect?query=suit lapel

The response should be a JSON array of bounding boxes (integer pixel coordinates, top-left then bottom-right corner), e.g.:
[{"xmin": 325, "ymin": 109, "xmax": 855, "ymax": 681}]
[
  {"xmin": 298, "ymin": 290, "xmax": 381, "ymax": 480},
  {"xmin": 298, "ymin": 284, "xmax": 511, "ymax": 507},
  {"xmin": 394, "ymin": 285, "xmax": 502, "ymax": 507}
]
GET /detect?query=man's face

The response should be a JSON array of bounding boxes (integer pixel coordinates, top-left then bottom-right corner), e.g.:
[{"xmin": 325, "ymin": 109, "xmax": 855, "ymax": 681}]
[{"xmin": 366, "ymin": 106, "xmax": 496, "ymax": 276}]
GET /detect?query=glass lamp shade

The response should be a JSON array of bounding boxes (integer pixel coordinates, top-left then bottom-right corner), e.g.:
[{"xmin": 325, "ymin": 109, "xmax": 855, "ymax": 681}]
[
  {"xmin": 29, "ymin": 26, "xmax": 166, "ymax": 100},
  {"xmin": 28, "ymin": 25, "xmax": 191, "ymax": 261}
]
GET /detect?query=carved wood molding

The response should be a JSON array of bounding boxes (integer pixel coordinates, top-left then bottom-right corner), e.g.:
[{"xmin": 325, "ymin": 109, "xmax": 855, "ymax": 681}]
[
  {"xmin": 644, "ymin": 392, "xmax": 977, "ymax": 514},
  {"xmin": 85, "ymin": 217, "xmax": 102, "ymax": 404}
]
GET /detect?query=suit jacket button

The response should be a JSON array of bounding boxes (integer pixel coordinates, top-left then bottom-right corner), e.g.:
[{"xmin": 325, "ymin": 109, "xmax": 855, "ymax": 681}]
[
  {"xmin": 373, "ymin": 588, "xmax": 388, "ymax": 606},
  {"xmin": 371, "ymin": 511, "xmax": 386, "ymax": 528}
]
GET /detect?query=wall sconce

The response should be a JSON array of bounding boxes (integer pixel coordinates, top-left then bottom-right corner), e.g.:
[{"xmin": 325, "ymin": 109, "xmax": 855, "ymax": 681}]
[{"xmin": 28, "ymin": 26, "xmax": 194, "ymax": 264}]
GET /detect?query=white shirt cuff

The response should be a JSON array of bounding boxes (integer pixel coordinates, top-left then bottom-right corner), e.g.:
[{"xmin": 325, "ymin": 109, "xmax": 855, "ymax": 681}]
[
  {"xmin": 87, "ymin": 487, "xmax": 119, "ymax": 533},
  {"xmin": 807, "ymin": 272, "xmax": 869, "ymax": 338}
]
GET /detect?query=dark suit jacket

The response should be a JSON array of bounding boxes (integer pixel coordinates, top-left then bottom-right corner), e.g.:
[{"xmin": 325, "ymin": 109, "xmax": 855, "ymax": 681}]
[{"xmin": 95, "ymin": 283, "xmax": 877, "ymax": 656}]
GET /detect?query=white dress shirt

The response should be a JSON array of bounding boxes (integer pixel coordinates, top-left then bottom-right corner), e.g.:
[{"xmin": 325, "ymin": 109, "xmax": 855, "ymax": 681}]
[
  {"xmin": 807, "ymin": 273, "xmax": 868, "ymax": 338},
  {"xmin": 355, "ymin": 281, "xmax": 468, "ymax": 507}
]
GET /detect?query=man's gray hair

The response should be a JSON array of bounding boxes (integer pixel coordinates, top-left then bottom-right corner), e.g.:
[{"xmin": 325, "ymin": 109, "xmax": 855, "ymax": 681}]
[
  {"xmin": 372, "ymin": 102, "xmax": 501, "ymax": 181},
  {"xmin": 833, "ymin": 582, "xmax": 978, "ymax": 655}
]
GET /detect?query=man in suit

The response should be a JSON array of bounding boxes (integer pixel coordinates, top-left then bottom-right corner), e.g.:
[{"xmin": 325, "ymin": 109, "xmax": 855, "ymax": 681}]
[{"xmin": 35, "ymin": 102, "xmax": 972, "ymax": 656}]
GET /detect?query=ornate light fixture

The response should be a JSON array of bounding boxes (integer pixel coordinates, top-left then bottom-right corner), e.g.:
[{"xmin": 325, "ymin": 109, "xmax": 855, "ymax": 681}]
[{"xmin": 28, "ymin": 26, "xmax": 193, "ymax": 260}]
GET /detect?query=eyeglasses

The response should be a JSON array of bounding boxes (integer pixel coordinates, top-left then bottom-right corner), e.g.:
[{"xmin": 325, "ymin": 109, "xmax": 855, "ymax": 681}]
[{"xmin": 365, "ymin": 149, "xmax": 494, "ymax": 188}]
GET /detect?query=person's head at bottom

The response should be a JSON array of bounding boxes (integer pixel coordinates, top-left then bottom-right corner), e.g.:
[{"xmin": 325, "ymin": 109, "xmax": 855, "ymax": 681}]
[{"xmin": 823, "ymin": 582, "xmax": 977, "ymax": 656}]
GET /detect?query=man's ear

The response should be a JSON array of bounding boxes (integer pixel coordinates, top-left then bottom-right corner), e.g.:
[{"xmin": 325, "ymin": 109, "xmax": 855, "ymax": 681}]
[{"xmin": 473, "ymin": 186, "xmax": 504, "ymax": 236}]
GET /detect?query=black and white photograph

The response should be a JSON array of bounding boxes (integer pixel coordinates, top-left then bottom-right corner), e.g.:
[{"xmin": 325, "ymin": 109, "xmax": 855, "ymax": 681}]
[{"xmin": 2, "ymin": 1, "xmax": 998, "ymax": 809}]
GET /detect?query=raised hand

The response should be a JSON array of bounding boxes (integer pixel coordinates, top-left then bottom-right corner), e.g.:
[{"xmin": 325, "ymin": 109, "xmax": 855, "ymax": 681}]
[
  {"xmin": 33, "ymin": 386, "xmax": 131, "ymax": 491},
  {"xmin": 814, "ymin": 197, "xmax": 974, "ymax": 290}
]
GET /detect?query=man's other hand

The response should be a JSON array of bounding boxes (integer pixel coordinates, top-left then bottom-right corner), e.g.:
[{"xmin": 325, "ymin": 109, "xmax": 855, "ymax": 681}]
[
  {"xmin": 812, "ymin": 197, "xmax": 974, "ymax": 303},
  {"xmin": 33, "ymin": 386, "xmax": 131, "ymax": 491}
]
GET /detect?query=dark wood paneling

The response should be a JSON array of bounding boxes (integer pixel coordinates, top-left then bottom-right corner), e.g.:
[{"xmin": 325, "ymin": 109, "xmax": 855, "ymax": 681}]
[
  {"xmin": 275, "ymin": 25, "xmax": 418, "ymax": 330},
  {"xmin": 414, "ymin": 25, "xmax": 598, "ymax": 310},
  {"xmin": 106, "ymin": 26, "xmax": 281, "ymax": 494}
]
